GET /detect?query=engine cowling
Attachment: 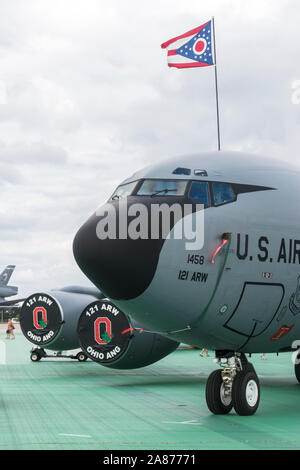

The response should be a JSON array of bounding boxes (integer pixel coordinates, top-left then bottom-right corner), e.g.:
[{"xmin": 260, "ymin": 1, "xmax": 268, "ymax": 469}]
[
  {"xmin": 77, "ymin": 299, "xmax": 179, "ymax": 369},
  {"xmin": 20, "ymin": 286, "xmax": 104, "ymax": 351}
]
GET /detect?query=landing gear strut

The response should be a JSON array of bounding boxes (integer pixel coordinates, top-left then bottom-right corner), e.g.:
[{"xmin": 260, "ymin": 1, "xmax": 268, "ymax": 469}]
[{"xmin": 205, "ymin": 351, "xmax": 260, "ymax": 416}]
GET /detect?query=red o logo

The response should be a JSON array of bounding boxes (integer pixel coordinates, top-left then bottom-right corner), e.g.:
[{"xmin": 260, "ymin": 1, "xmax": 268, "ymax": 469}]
[
  {"xmin": 94, "ymin": 317, "xmax": 112, "ymax": 345},
  {"xmin": 33, "ymin": 307, "xmax": 47, "ymax": 329}
]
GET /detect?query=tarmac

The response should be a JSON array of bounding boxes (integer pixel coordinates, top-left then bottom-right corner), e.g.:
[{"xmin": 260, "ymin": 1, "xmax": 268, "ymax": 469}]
[{"xmin": 0, "ymin": 327, "xmax": 300, "ymax": 450}]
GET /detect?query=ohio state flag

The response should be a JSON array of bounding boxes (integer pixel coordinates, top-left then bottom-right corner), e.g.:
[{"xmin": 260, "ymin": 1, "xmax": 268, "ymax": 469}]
[{"xmin": 161, "ymin": 20, "xmax": 215, "ymax": 69}]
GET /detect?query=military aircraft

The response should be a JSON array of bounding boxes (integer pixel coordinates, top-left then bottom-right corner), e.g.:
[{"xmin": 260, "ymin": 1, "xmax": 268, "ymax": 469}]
[
  {"xmin": 0, "ymin": 265, "xmax": 18, "ymax": 301},
  {"xmin": 71, "ymin": 150, "xmax": 300, "ymax": 416}
]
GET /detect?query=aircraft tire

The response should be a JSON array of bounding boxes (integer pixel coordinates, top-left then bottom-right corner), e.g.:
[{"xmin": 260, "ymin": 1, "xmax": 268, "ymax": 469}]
[
  {"xmin": 295, "ymin": 352, "xmax": 300, "ymax": 383},
  {"xmin": 30, "ymin": 351, "xmax": 41, "ymax": 362},
  {"xmin": 232, "ymin": 370, "xmax": 260, "ymax": 416},
  {"xmin": 206, "ymin": 370, "xmax": 233, "ymax": 414},
  {"xmin": 77, "ymin": 352, "xmax": 88, "ymax": 362}
]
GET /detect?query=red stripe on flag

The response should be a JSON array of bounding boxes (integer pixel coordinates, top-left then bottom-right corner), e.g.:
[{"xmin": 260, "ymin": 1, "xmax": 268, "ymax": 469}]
[
  {"xmin": 161, "ymin": 21, "xmax": 210, "ymax": 49},
  {"xmin": 167, "ymin": 50, "xmax": 177, "ymax": 56},
  {"xmin": 168, "ymin": 62, "xmax": 211, "ymax": 69}
]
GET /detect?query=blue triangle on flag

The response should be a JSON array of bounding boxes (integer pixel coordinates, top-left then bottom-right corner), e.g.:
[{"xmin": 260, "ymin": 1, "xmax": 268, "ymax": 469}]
[{"xmin": 175, "ymin": 20, "xmax": 214, "ymax": 65}]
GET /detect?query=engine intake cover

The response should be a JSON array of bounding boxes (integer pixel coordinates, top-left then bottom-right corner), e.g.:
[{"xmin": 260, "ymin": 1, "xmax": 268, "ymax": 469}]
[
  {"xmin": 20, "ymin": 293, "xmax": 63, "ymax": 346},
  {"xmin": 77, "ymin": 299, "xmax": 179, "ymax": 369},
  {"xmin": 78, "ymin": 299, "xmax": 131, "ymax": 364}
]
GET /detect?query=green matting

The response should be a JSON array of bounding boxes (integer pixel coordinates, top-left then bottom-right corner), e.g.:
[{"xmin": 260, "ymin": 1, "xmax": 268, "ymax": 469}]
[{"xmin": 0, "ymin": 334, "xmax": 299, "ymax": 450}]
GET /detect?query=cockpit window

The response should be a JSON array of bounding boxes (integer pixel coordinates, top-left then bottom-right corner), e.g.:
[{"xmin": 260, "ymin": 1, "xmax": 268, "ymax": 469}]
[
  {"xmin": 212, "ymin": 182, "xmax": 236, "ymax": 206},
  {"xmin": 111, "ymin": 181, "xmax": 137, "ymax": 200},
  {"xmin": 137, "ymin": 179, "xmax": 187, "ymax": 197},
  {"xmin": 188, "ymin": 182, "xmax": 210, "ymax": 206},
  {"xmin": 172, "ymin": 167, "xmax": 191, "ymax": 176}
]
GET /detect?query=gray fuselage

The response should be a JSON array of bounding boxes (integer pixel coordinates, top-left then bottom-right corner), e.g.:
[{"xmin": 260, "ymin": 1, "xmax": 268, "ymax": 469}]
[{"xmin": 73, "ymin": 151, "xmax": 300, "ymax": 354}]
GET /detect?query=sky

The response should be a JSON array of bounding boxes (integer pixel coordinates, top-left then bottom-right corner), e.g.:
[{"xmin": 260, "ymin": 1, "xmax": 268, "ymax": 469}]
[{"xmin": 0, "ymin": 0, "xmax": 300, "ymax": 297}]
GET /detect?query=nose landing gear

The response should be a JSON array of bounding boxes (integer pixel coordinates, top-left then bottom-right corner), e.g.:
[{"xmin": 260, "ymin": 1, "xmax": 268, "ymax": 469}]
[{"xmin": 205, "ymin": 351, "xmax": 260, "ymax": 416}]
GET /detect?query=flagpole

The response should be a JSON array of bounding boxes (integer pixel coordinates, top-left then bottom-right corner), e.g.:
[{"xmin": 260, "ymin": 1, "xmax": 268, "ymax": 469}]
[{"xmin": 212, "ymin": 16, "xmax": 221, "ymax": 151}]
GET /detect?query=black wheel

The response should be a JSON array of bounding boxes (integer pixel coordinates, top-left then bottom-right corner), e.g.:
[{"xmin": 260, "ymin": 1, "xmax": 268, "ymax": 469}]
[
  {"xmin": 30, "ymin": 351, "xmax": 41, "ymax": 362},
  {"xmin": 206, "ymin": 369, "xmax": 233, "ymax": 414},
  {"xmin": 295, "ymin": 352, "xmax": 300, "ymax": 383},
  {"xmin": 77, "ymin": 352, "xmax": 88, "ymax": 362},
  {"xmin": 232, "ymin": 370, "xmax": 260, "ymax": 416}
]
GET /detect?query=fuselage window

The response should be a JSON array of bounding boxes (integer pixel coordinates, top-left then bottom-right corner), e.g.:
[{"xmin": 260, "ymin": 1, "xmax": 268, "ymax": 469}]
[
  {"xmin": 137, "ymin": 179, "xmax": 187, "ymax": 196},
  {"xmin": 212, "ymin": 182, "xmax": 236, "ymax": 206},
  {"xmin": 188, "ymin": 182, "xmax": 210, "ymax": 206},
  {"xmin": 111, "ymin": 181, "xmax": 138, "ymax": 200}
]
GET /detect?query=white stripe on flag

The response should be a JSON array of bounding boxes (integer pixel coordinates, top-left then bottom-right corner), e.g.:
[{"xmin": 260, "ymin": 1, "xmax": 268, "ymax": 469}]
[
  {"xmin": 167, "ymin": 54, "xmax": 196, "ymax": 64},
  {"xmin": 164, "ymin": 34, "xmax": 196, "ymax": 51}
]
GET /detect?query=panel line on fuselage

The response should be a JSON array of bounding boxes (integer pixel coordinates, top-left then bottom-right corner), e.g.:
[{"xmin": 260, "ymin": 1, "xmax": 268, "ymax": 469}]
[
  {"xmin": 223, "ymin": 281, "xmax": 285, "ymax": 346},
  {"xmin": 189, "ymin": 238, "xmax": 232, "ymax": 328}
]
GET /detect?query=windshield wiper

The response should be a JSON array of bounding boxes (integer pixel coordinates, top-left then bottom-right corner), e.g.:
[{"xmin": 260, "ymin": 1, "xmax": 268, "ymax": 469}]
[{"xmin": 150, "ymin": 188, "xmax": 177, "ymax": 197}]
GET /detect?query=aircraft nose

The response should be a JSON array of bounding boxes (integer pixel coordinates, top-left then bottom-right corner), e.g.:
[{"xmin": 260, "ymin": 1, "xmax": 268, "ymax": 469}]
[{"xmin": 73, "ymin": 200, "xmax": 164, "ymax": 301}]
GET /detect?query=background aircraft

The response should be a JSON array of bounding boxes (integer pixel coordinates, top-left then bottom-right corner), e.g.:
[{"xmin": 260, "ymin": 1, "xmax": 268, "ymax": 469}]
[{"xmin": 0, "ymin": 265, "xmax": 18, "ymax": 301}]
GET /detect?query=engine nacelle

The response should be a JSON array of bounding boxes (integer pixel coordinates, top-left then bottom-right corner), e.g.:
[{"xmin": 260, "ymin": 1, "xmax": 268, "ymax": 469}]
[
  {"xmin": 20, "ymin": 286, "xmax": 103, "ymax": 351},
  {"xmin": 77, "ymin": 299, "xmax": 179, "ymax": 369}
]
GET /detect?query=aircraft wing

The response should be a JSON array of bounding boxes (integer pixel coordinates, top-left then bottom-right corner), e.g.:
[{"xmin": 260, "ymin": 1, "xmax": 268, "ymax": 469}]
[{"xmin": 0, "ymin": 298, "xmax": 25, "ymax": 307}]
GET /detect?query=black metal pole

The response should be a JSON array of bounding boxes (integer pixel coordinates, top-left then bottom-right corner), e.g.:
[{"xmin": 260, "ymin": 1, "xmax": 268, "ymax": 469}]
[{"xmin": 212, "ymin": 16, "xmax": 221, "ymax": 151}]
